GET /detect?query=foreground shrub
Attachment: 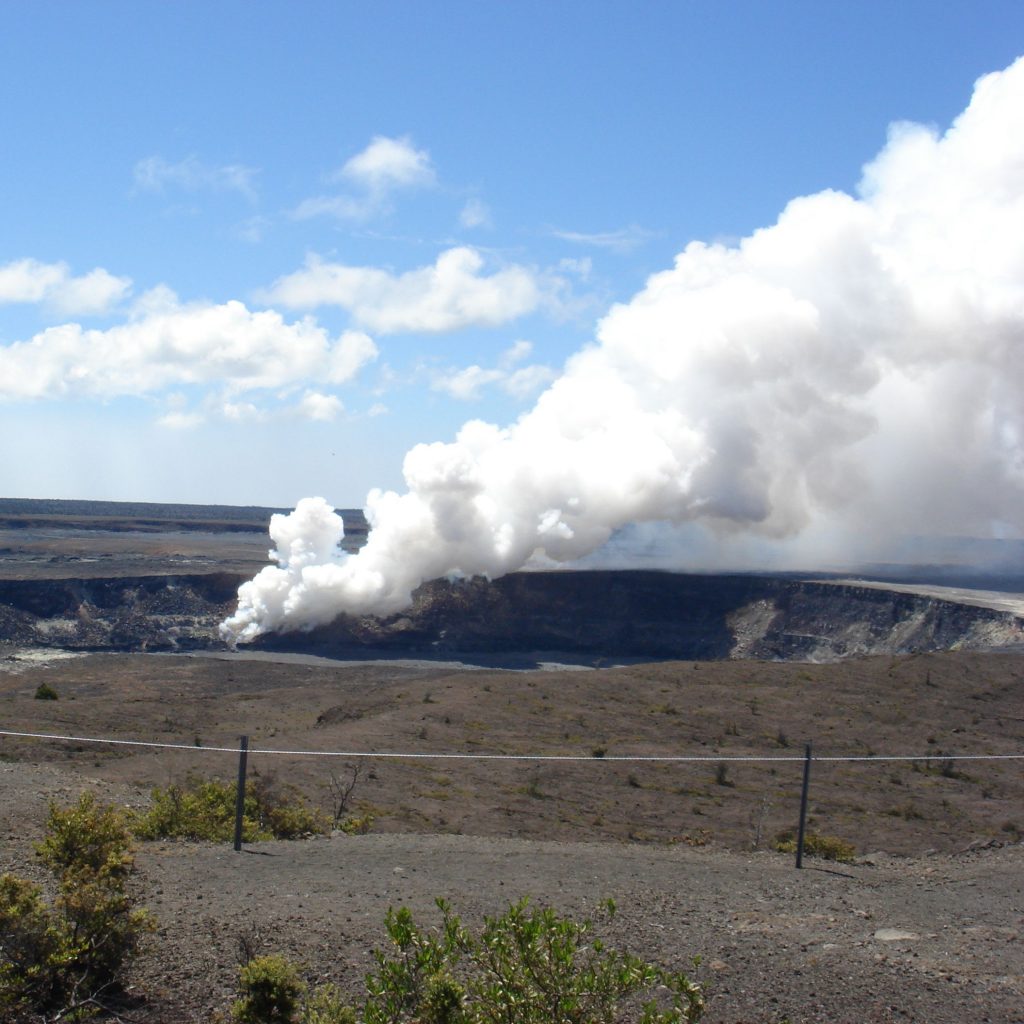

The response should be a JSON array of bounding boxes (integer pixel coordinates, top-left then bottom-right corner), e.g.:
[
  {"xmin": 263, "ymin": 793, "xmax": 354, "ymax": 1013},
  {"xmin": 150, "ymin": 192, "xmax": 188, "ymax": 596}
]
[
  {"xmin": 133, "ymin": 773, "xmax": 328, "ymax": 843},
  {"xmin": 233, "ymin": 898, "xmax": 704, "ymax": 1023},
  {"xmin": 33, "ymin": 682, "xmax": 59, "ymax": 701},
  {"xmin": 379, "ymin": 897, "xmax": 704, "ymax": 1023},
  {"xmin": 0, "ymin": 792, "xmax": 152, "ymax": 1019},
  {"xmin": 233, "ymin": 954, "xmax": 307, "ymax": 1023},
  {"xmin": 773, "ymin": 829, "xmax": 856, "ymax": 863}
]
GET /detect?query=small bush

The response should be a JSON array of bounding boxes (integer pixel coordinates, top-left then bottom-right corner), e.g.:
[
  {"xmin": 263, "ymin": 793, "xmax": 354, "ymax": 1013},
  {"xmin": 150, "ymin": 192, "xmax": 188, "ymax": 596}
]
[
  {"xmin": 33, "ymin": 682, "xmax": 59, "ymax": 700},
  {"xmin": 773, "ymin": 829, "xmax": 856, "ymax": 863},
  {"xmin": 335, "ymin": 813, "xmax": 375, "ymax": 836},
  {"xmin": 303, "ymin": 983, "xmax": 357, "ymax": 1024},
  {"xmin": 233, "ymin": 954, "xmax": 307, "ymax": 1023},
  {"xmin": 133, "ymin": 774, "xmax": 328, "ymax": 843},
  {"xmin": 362, "ymin": 898, "xmax": 704, "ymax": 1024},
  {"xmin": 230, "ymin": 960, "xmax": 358, "ymax": 1024},
  {"xmin": 231, "ymin": 900, "xmax": 703, "ymax": 1023},
  {"xmin": 0, "ymin": 793, "xmax": 152, "ymax": 1018}
]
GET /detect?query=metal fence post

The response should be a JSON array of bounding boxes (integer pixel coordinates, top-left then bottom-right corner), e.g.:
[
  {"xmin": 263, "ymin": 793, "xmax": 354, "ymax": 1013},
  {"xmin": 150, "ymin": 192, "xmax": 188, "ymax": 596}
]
[
  {"xmin": 233, "ymin": 735, "xmax": 249, "ymax": 852},
  {"xmin": 796, "ymin": 741, "xmax": 812, "ymax": 869}
]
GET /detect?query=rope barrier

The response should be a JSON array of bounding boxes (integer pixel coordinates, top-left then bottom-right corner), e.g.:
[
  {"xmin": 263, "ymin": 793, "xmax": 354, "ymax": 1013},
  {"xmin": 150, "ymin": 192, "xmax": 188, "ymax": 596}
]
[{"xmin": 1, "ymin": 728, "xmax": 1022, "ymax": 763}]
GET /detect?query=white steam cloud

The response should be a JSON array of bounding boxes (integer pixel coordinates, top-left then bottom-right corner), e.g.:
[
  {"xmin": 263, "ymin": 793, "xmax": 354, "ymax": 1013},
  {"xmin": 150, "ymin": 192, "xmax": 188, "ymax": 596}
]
[{"xmin": 221, "ymin": 58, "xmax": 1024, "ymax": 644}]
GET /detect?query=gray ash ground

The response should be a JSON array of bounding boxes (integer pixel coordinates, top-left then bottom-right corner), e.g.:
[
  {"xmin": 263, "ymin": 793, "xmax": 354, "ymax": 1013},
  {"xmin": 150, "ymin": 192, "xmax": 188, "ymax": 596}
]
[{"xmin": 0, "ymin": 761, "xmax": 1021, "ymax": 1023}]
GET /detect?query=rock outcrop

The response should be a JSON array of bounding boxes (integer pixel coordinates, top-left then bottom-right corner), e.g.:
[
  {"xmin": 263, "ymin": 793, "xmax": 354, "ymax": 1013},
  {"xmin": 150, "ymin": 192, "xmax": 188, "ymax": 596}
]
[{"xmin": 3, "ymin": 569, "xmax": 1019, "ymax": 663}]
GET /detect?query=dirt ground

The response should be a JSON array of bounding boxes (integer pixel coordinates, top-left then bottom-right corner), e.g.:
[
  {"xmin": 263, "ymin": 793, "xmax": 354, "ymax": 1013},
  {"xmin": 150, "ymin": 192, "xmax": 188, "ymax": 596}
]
[{"xmin": 0, "ymin": 649, "xmax": 1022, "ymax": 1022}]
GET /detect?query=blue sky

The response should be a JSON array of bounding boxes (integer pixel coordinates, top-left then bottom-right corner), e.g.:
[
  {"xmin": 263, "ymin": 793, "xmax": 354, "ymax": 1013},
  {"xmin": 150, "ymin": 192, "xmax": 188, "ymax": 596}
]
[{"xmin": 1, "ymin": 1, "xmax": 1022, "ymax": 510}]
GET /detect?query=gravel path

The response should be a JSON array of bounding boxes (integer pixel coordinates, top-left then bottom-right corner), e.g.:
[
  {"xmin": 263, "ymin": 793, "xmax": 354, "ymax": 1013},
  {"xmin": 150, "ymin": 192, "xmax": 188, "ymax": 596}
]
[{"xmin": 119, "ymin": 832, "xmax": 1023, "ymax": 1023}]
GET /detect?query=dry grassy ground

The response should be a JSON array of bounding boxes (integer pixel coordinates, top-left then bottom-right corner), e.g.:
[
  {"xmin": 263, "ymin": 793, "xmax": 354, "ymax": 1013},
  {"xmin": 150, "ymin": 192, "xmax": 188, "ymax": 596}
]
[
  {"xmin": 0, "ymin": 650, "xmax": 1022, "ymax": 1023},
  {"xmin": 1, "ymin": 650, "xmax": 1020, "ymax": 854}
]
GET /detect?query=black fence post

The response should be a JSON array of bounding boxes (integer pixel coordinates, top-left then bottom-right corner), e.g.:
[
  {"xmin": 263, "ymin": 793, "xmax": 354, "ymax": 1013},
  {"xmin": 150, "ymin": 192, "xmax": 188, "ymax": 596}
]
[
  {"xmin": 795, "ymin": 741, "xmax": 812, "ymax": 869},
  {"xmin": 233, "ymin": 735, "xmax": 249, "ymax": 852}
]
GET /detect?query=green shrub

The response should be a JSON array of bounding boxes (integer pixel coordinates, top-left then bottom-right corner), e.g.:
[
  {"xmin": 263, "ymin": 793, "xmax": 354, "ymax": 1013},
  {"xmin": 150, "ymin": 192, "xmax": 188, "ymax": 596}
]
[
  {"xmin": 362, "ymin": 898, "xmax": 705, "ymax": 1024},
  {"xmin": 0, "ymin": 873, "xmax": 60, "ymax": 1010},
  {"xmin": 335, "ymin": 813, "xmax": 375, "ymax": 836},
  {"xmin": 303, "ymin": 983, "xmax": 357, "ymax": 1024},
  {"xmin": 0, "ymin": 793, "xmax": 152, "ymax": 1019},
  {"xmin": 38, "ymin": 790, "xmax": 134, "ymax": 879},
  {"xmin": 233, "ymin": 954, "xmax": 307, "ymax": 1023},
  {"xmin": 231, "ymin": 965, "xmax": 358, "ymax": 1024},
  {"xmin": 33, "ymin": 682, "xmax": 58, "ymax": 701},
  {"xmin": 133, "ymin": 774, "xmax": 328, "ymax": 843},
  {"xmin": 230, "ymin": 900, "xmax": 703, "ymax": 1024},
  {"xmin": 773, "ymin": 830, "xmax": 856, "ymax": 863}
]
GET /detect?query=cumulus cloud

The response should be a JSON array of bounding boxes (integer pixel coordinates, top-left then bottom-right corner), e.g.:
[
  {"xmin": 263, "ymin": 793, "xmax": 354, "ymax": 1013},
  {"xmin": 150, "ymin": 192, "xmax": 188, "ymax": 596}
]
[
  {"xmin": 294, "ymin": 135, "xmax": 434, "ymax": 221},
  {"xmin": 297, "ymin": 391, "xmax": 344, "ymax": 421},
  {"xmin": 0, "ymin": 299, "xmax": 378, "ymax": 401},
  {"xmin": 222, "ymin": 400, "xmax": 264, "ymax": 422},
  {"xmin": 0, "ymin": 259, "xmax": 131, "ymax": 315},
  {"xmin": 336, "ymin": 135, "xmax": 434, "ymax": 191},
  {"xmin": 222, "ymin": 58, "xmax": 1024, "ymax": 642},
  {"xmin": 263, "ymin": 247, "xmax": 547, "ymax": 334},
  {"xmin": 432, "ymin": 340, "xmax": 556, "ymax": 401},
  {"xmin": 134, "ymin": 155, "xmax": 259, "ymax": 201}
]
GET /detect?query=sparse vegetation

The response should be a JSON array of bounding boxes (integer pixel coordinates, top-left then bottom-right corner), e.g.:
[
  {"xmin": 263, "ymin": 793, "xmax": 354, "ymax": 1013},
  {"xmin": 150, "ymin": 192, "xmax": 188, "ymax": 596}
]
[
  {"xmin": 773, "ymin": 829, "xmax": 855, "ymax": 863},
  {"xmin": 0, "ymin": 792, "xmax": 152, "ymax": 1019},
  {"xmin": 327, "ymin": 763, "xmax": 363, "ymax": 828},
  {"xmin": 227, "ymin": 899, "xmax": 704, "ymax": 1024},
  {"xmin": 232, "ymin": 954, "xmax": 307, "ymax": 1023},
  {"xmin": 33, "ymin": 682, "xmax": 58, "ymax": 701},
  {"xmin": 132, "ymin": 773, "xmax": 329, "ymax": 843}
]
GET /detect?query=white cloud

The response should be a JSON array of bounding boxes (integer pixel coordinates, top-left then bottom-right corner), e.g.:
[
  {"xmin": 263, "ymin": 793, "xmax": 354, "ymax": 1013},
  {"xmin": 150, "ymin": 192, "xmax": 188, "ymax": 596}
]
[
  {"xmin": 433, "ymin": 364, "xmax": 503, "ymax": 401},
  {"xmin": 0, "ymin": 258, "xmax": 131, "ymax": 316},
  {"xmin": 134, "ymin": 155, "xmax": 258, "ymax": 201},
  {"xmin": 297, "ymin": 391, "xmax": 344, "ymax": 421},
  {"xmin": 222, "ymin": 400, "xmax": 264, "ymax": 422},
  {"xmin": 502, "ymin": 363, "xmax": 558, "ymax": 399},
  {"xmin": 459, "ymin": 198, "xmax": 491, "ymax": 229},
  {"xmin": 557, "ymin": 256, "xmax": 592, "ymax": 279},
  {"xmin": 291, "ymin": 195, "xmax": 374, "ymax": 221},
  {"xmin": 367, "ymin": 402, "xmax": 389, "ymax": 417},
  {"xmin": 157, "ymin": 410, "xmax": 205, "ymax": 430},
  {"xmin": 432, "ymin": 339, "xmax": 555, "ymax": 401},
  {"xmin": 0, "ymin": 300, "xmax": 378, "ymax": 401},
  {"xmin": 498, "ymin": 339, "xmax": 533, "ymax": 368},
  {"xmin": 550, "ymin": 224, "xmax": 655, "ymax": 252},
  {"xmin": 336, "ymin": 135, "xmax": 434, "ymax": 191},
  {"xmin": 294, "ymin": 135, "xmax": 434, "ymax": 222},
  {"xmin": 234, "ymin": 215, "xmax": 270, "ymax": 244},
  {"xmin": 263, "ymin": 247, "xmax": 547, "ymax": 334},
  {"xmin": 324, "ymin": 330, "xmax": 378, "ymax": 382}
]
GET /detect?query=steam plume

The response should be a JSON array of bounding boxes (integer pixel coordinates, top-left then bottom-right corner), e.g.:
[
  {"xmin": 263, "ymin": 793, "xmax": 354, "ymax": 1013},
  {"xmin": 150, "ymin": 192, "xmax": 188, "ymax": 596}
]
[{"xmin": 221, "ymin": 58, "xmax": 1024, "ymax": 644}]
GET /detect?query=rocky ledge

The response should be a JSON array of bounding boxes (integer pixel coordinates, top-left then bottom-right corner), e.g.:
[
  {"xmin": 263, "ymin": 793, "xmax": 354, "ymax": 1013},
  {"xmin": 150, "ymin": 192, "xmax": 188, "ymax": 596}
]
[{"xmin": 1, "ymin": 570, "xmax": 1021, "ymax": 663}]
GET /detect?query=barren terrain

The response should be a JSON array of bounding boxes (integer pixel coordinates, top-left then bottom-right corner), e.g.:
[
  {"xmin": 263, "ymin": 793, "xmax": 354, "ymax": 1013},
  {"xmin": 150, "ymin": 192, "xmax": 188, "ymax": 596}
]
[{"xmin": 0, "ymin": 500, "xmax": 1021, "ymax": 1021}]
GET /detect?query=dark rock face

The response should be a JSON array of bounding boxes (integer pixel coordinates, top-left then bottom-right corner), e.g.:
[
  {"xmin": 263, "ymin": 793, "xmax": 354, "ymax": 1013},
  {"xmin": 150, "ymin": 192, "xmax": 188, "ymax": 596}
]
[
  {"xmin": 252, "ymin": 571, "xmax": 1024, "ymax": 663},
  {"xmin": 0, "ymin": 570, "xmax": 1020, "ymax": 662},
  {"xmin": 0, "ymin": 573, "xmax": 243, "ymax": 652}
]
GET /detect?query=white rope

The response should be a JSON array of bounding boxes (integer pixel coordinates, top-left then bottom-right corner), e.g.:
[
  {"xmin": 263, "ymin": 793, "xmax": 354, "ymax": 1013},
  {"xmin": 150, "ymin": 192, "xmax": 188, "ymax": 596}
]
[{"xmin": 1, "ymin": 728, "xmax": 1022, "ymax": 763}]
